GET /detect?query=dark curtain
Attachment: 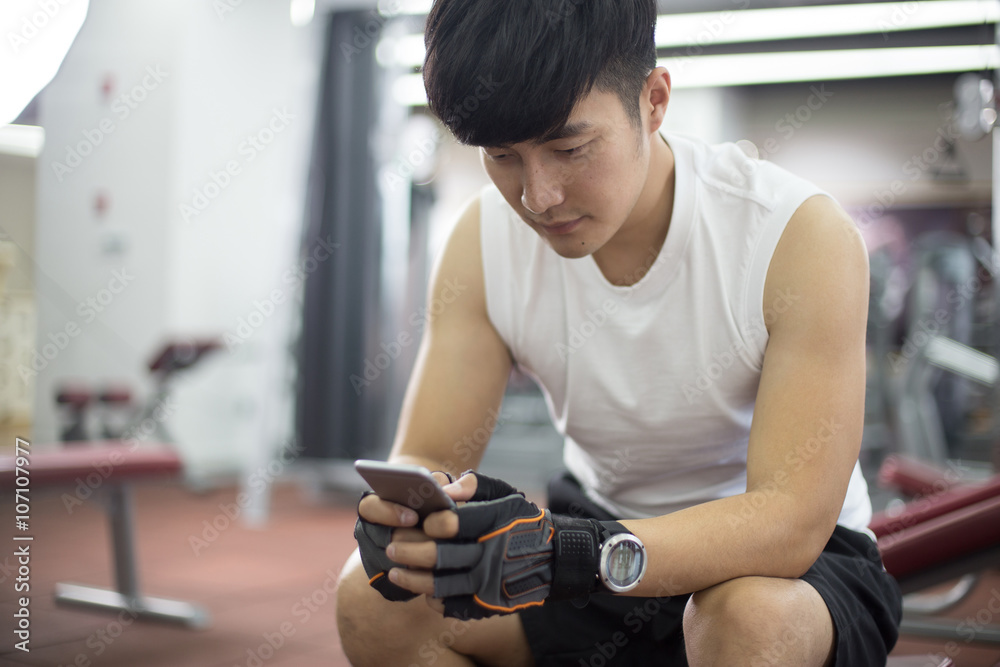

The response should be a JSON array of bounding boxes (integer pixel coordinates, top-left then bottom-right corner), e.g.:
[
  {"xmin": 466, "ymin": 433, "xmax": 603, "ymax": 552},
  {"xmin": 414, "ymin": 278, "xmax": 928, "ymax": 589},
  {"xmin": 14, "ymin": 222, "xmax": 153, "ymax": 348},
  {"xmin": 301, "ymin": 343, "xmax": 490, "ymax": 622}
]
[{"xmin": 295, "ymin": 11, "xmax": 386, "ymax": 461}]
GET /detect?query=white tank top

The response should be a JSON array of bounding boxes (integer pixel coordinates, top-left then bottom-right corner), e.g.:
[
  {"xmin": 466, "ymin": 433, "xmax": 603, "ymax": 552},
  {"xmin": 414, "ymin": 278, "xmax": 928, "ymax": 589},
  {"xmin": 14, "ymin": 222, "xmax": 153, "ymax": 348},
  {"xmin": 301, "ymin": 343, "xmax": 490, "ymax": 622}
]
[{"xmin": 479, "ymin": 131, "xmax": 873, "ymax": 534}]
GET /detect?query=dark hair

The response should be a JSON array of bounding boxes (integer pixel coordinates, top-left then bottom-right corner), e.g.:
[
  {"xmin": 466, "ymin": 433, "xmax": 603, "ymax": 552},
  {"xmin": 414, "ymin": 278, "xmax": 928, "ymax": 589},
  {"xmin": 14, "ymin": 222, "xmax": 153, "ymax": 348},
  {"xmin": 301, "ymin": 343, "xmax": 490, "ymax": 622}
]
[{"xmin": 423, "ymin": 0, "xmax": 657, "ymax": 147}]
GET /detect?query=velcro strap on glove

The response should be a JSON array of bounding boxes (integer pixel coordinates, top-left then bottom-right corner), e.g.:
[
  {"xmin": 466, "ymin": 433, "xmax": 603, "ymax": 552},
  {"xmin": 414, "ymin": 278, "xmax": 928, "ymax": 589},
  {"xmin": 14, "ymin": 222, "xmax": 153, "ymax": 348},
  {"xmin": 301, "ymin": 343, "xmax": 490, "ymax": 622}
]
[
  {"xmin": 353, "ymin": 491, "xmax": 417, "ymax": 602},
  {"xmin": 549, "ymin": 515, "xmax": 603, "ymax": 601}
]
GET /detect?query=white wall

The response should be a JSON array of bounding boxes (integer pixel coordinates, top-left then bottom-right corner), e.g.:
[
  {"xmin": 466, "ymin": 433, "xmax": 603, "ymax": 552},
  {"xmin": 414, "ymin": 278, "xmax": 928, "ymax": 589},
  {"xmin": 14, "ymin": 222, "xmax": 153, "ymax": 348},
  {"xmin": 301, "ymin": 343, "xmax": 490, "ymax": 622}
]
[
  {"xmin": 33, "ymin": 0, "xmax": 321, "ymax": 483},
  {"xmin": 34, "ymin": 0, "xmax": 180, "ymax": 449},
  {"xmin": 701, "ymin": 76, "xmax": 993, "ymax": 209}
]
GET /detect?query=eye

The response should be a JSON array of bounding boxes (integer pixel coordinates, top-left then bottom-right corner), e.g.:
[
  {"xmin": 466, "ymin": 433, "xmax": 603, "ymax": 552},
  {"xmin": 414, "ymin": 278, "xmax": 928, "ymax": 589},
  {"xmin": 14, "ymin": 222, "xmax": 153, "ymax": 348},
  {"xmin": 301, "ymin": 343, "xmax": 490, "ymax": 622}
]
[
  {"xmin": 558, "ymin": 142, "xmax": 589, "ymax": 156},
  {"xmin": 483, "ymin": 148, "xmax": 512, "ymax": 162}
]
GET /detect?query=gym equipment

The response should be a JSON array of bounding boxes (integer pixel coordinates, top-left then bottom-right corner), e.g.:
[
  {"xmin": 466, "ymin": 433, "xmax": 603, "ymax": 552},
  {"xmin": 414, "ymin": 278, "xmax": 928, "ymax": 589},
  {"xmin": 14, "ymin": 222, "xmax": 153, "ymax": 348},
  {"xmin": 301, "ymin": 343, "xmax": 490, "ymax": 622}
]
[
  {"xmin": 140, "ymin": 339, "xmax": 221, "ymax": 443},
  {"xmin": 51, "ymin": 338, "xmax": 221, "ymax": 448},
  {"xmin": 0, "ymin": 443, "xmax": 210, "ymax": 628},
  {"xmin": 55, "ymin": 383, "xmax": 93, "ymax": 442},
  {"xmin": 892, "ymin": 231, "xmax": 984, "ymax": 465},
  {"xmin": 873, "ymin": 454, "xmax": 1000, "ymax": 647},
  {"xmin": 96, "ymin": 384, "xmax": 135, "ymax": 439}
]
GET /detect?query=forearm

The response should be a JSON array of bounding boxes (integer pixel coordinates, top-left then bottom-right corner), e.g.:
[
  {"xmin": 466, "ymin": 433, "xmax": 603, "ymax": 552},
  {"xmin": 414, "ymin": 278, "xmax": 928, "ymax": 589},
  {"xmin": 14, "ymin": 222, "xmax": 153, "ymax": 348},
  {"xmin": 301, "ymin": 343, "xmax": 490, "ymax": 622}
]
[
  {"xmin": 619, "ymin": 491, "xmax": 833, "ymax": 598},
  {"xmin": 388, "ymin": 452, "xmax": 450, "ymax": 471}
]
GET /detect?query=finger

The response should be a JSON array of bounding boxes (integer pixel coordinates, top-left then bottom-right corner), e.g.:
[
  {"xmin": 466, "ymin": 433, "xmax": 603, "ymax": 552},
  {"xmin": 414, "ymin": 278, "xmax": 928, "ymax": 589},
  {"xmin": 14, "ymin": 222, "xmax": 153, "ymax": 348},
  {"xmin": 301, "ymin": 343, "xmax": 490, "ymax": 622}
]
[
  {"xmin": 435, "ymin": 542, "xmax": 483, "ymax": 569},
  {"xmin": 359, "ymin": 494, "xmax": 419, "ymax": 527},
  {"xmin": 431, "ymin": 471, "xmax": 453, "ymax": 486},
  {"xmin": 387, "ymin": 539, "xmax": 438, "ymax": 569},
  {"xmin": 433, "ymin": 570, "xmax": 477, "ymax": 598},
  {"xmin": 389, "ymin": 567, "xmax": 435, "ymax": 596},
  {"xmin": 425, "ymin": 596, "xmax": 446, "ymax": 615},
  {"xmin": 442, "ymin": 471, "xmax": 479, "ymax": 503},
  {"xmin": 393, "ymin": 528, "xmax": 433, "ymax": 543},
  {"xmin": 423, "ymin": 508, "xmax": 460, "ymax": 539}
]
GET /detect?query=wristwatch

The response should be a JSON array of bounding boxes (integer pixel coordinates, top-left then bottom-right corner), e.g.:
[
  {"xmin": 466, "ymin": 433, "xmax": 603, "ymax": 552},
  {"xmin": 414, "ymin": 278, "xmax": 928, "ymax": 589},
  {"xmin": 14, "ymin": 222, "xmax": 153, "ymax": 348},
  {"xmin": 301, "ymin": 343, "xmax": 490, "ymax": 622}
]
[{"xmin": 597, "ymin": 525, "xmax": 648, "ymax": 593}]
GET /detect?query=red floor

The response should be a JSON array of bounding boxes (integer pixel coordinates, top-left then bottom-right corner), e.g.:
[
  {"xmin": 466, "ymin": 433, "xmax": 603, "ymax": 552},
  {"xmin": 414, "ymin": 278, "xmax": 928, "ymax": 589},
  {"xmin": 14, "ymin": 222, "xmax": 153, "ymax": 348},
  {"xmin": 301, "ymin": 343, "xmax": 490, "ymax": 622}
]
[
  {"xmin": 0, "ymin": 480, "xmax": 997, "ymax": 666},
  {"xmin": 0, "ymin": 481, "xmax": 355, "ymax": 667}
]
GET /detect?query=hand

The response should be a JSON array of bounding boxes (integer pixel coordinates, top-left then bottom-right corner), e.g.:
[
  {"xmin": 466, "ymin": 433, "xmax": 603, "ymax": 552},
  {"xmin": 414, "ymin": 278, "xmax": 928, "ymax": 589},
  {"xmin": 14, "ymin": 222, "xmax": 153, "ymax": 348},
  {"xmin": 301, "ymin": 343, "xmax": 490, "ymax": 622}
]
[
  {"xmin": 354, "ymin": 470, "xmax": 459, "ymax": 602},
  {"xmin": 388, "ymin": 472, "xmax": 612, "ymax": 621},
  {"xmin": 378, "ymin": 472, "xmax": 481, "ymax": 607}
]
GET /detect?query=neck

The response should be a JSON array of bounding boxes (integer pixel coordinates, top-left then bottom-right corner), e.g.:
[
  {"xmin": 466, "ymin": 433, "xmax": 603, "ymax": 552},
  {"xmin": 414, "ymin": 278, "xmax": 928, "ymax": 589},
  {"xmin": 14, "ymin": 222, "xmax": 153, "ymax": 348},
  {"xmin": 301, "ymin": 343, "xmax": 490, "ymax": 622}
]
[{"xmin": 593, "ymin": 133, "xmax": 675, "ymax": 286}]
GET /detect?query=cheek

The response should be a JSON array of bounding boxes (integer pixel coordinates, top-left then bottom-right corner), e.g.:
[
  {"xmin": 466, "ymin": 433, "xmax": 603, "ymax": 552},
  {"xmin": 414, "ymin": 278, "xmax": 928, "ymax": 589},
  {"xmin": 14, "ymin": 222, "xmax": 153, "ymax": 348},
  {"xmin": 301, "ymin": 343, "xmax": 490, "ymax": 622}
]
[{"xmin": 573, "ymin": 153, "xmax": 631, "ymax": 203}]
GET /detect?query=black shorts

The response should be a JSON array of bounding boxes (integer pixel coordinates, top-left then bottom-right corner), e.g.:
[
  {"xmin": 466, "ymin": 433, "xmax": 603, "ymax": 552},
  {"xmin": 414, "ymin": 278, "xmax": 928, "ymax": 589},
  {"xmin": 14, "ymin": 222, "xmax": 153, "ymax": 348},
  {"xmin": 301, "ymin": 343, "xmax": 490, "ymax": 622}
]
[{"xmin": 519, "ymin": 474, "xmax": 903, "ymax": 667}]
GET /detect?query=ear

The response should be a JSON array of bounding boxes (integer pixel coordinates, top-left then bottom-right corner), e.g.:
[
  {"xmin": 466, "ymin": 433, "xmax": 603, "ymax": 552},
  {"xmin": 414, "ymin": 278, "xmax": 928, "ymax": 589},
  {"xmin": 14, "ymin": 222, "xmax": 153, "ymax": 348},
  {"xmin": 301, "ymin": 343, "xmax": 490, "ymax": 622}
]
[{"xmin": 645, "ymin": 67, "xmax": 672, "ymax": 135}]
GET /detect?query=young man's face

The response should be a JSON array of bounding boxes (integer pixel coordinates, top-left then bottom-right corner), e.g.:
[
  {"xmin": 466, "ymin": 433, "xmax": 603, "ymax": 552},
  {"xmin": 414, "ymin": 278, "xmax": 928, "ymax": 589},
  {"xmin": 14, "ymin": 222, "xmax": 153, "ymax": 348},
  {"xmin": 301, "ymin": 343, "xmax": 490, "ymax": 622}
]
[{"xmin": 480, "ymin": 88, "xmax": 653, "ymax": 259}]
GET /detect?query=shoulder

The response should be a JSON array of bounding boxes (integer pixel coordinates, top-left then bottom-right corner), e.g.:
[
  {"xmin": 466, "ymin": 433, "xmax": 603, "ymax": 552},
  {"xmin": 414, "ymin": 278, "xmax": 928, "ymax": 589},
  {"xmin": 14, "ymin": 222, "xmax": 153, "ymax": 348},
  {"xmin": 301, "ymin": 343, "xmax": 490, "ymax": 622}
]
[
  {"xmin": 427, "ymin": 194, "xmax": 488, "ymax": 327},
  {"xmin": 675, "ymin": 133, "xmax": 804, "ymax": 210},
  {"xmin": 764, "ymin": 195, "xmax": 869, "ymax": 339}
]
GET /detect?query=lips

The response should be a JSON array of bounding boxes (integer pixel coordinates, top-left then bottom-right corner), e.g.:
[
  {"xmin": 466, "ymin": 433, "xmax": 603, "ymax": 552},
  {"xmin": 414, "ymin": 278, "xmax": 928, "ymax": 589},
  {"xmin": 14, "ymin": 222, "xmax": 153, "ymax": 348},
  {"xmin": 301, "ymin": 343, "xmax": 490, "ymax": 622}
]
[{"xmin": 540, "ymin": 217, "xmax": 583, "ymax": 235}]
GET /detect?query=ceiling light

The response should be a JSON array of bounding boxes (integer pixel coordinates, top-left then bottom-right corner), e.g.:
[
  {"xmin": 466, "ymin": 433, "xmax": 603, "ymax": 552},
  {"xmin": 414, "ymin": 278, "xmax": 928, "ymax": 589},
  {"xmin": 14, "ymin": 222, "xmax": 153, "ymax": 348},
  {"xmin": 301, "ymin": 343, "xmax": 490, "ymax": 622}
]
[
  {"xmin": 656, "ymin": 1, "xmax": 999, "ymax": 49},
  {"xmin": 661, "ymin": 44, "xmax": 1000, "ymax": 88}
]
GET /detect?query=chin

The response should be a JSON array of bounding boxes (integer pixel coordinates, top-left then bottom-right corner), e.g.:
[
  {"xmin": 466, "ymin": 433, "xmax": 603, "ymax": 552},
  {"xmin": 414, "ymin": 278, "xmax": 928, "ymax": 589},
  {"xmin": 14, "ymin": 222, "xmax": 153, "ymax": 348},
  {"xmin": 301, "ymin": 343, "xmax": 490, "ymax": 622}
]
[{"xmin": 546, "ymin": 238, "xmax": 596, "ymax": 259}]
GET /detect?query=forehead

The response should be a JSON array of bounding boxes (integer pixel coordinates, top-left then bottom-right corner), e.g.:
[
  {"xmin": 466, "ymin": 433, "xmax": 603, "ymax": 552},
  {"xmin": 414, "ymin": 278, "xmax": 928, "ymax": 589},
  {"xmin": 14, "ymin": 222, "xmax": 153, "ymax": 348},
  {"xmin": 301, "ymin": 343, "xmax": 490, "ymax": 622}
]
[{"xmin": 488, "ymin": 88, "xmax": 626, "ymax": 149}]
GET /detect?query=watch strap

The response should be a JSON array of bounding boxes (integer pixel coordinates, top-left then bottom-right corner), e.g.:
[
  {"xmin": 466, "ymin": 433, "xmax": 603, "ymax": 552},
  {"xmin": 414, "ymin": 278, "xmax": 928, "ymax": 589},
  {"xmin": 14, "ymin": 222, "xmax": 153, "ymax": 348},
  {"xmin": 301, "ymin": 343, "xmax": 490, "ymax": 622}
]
[{"xmin": 598, "ymin": 520, "xmax": 632, "ymax": 542}]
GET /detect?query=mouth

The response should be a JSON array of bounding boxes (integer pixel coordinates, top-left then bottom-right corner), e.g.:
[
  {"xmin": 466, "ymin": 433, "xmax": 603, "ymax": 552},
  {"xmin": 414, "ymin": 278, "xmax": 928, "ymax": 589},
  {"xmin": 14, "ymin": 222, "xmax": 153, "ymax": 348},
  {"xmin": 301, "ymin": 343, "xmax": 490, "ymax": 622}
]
[{"xmin": 539, "ymin": 217, "xmax": 583, "ymax": 236}]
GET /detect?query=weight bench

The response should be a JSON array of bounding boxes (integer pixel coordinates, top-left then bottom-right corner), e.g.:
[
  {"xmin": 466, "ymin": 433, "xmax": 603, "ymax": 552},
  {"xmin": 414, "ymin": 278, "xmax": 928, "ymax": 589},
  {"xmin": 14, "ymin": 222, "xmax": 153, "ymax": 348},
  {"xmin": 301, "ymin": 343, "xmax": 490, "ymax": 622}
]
[
  {"xmin": 871, "ymin": 455, "xmax": 1000, "ymax": 648},
  {"xmin": 0, "ymin": 443, "xmax": 210, "ymax": 628}
]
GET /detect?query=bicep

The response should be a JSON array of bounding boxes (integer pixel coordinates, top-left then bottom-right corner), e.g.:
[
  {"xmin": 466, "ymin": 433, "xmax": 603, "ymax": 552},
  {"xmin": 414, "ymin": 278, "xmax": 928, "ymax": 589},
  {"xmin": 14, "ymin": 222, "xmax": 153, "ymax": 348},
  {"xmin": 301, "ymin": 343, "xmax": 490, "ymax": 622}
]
[{"xmin": 746, "ymin": 196, "xmax": 870, "ymax": 541}]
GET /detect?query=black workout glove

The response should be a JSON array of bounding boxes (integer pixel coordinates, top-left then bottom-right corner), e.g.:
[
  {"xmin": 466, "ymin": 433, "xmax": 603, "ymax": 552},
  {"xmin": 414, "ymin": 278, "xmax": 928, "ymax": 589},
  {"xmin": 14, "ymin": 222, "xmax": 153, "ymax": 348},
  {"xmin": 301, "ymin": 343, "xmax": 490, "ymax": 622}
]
[
  {"xmin": 354, "ymin": 492, "xmax": 419, "ymax": 602},
  {"xmin": 432, "ymin": 471, "xmax": 626, "ymax": 620}
]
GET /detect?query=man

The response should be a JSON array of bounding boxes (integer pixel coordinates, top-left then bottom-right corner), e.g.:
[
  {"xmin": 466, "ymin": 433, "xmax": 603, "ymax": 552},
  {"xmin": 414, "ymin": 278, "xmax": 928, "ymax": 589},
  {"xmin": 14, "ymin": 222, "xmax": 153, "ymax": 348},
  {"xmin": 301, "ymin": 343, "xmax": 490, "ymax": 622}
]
[{"xmin": 337, "ymin": 0, "xmax": 902, "ymax": 665}]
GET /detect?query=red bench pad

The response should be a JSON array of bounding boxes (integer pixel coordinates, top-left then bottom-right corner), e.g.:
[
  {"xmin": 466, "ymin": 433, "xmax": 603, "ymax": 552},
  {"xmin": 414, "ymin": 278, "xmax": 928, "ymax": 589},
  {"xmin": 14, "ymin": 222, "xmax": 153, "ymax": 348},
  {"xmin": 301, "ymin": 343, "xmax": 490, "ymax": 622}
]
[
  {"xmin": 878, "ymin": 454, "xmax": 963, "ymax": 497},
  {"xmin": 0, "ymin": 443, "xmax": 181, "ymax": 489},
  {"xmin": 869, "ymin": 476, "xmax": 1000, "ymax": 578}
]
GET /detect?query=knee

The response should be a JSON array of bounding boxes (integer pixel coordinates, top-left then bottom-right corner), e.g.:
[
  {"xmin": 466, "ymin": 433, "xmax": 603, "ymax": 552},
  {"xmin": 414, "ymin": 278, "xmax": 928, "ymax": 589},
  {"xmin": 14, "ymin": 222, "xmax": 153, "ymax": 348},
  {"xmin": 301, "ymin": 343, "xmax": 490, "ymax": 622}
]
[
  {"xmin": 684, "ymin": 576, "xmax": 794, "ymax": 637},
  {"xmin": 336, "ymin": 550, "xmax": 387, "ymax": 665},
  {"xmin": 683, "ymin": 577, "xmax": 817, "ymax": 666},
  {"xmin": 337, "ymin": 550, "xmax": 443, "ymax": 666}
]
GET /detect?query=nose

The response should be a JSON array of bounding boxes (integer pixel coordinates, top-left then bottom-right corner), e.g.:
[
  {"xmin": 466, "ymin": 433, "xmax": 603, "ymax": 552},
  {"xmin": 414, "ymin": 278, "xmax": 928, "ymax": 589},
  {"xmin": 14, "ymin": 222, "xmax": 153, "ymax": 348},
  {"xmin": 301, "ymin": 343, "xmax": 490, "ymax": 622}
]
[{"xmin": 521, "ymin": 160, "xmax": 564, "ymax": 215}]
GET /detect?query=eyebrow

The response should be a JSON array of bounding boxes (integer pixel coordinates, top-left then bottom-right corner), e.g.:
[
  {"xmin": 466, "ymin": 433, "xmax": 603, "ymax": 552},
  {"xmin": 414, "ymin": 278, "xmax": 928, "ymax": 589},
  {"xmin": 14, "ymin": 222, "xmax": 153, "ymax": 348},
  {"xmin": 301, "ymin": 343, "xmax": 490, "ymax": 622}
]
[
  {"xmin": 485, "ymin": 121, "xmax": 596, "ymax": 150},
  {"xmin": 532, "ymin": 121, "xmax": 595, "ymax": 146}
]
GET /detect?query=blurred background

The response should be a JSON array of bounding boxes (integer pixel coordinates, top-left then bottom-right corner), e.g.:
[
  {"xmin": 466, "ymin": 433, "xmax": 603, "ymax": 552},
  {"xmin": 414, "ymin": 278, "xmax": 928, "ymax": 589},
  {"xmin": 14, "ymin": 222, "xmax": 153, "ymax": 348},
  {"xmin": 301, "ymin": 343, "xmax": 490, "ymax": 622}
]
[{"xmin": 1, "ymin": 0, "xmax": 1000, "ymax": 665}]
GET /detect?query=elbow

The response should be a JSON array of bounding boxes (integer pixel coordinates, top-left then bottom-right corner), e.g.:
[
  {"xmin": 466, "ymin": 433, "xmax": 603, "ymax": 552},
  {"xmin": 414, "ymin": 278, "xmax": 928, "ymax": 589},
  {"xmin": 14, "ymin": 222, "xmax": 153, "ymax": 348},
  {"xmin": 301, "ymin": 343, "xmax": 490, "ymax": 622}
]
[{"xmin": 781, "ymin": 515, "xmax": 838, "ymax": 578}]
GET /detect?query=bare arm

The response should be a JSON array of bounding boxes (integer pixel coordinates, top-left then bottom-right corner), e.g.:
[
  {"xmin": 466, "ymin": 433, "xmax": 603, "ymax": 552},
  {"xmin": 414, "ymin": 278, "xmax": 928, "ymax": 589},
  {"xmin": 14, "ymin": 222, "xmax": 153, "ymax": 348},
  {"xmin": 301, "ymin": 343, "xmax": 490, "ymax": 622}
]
[
  {"xmin": 621, "ymin": 194, "xmax": 870, "ymax": 596},
  {"xmin": 362, "ymin": 197, "xmax": 513, "ymax": 526}
]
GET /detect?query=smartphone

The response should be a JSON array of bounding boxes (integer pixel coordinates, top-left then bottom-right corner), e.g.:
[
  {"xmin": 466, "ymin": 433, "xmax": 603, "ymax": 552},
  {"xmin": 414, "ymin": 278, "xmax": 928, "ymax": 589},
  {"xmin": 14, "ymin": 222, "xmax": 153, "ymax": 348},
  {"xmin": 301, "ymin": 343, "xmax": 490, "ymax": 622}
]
[{"xmin": 354, "ymin": 459, "xmax": 458, "ymax": 519}]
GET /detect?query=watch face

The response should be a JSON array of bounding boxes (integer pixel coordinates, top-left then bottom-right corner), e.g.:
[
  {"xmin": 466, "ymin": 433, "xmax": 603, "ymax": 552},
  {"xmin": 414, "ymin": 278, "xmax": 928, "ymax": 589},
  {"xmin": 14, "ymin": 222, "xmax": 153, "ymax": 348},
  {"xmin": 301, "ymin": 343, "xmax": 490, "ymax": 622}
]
[{"xmin": 601, "ymin": 534, "xmax": 647, "ymax": 592}]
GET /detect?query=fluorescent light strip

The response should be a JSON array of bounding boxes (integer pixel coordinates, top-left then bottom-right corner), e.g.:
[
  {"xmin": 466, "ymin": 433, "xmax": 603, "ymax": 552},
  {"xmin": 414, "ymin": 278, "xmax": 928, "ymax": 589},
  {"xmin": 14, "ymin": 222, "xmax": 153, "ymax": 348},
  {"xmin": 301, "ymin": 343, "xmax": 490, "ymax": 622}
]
[
  {"xmin": 380, "ymin": 1, "xmax": 1000, "ymax": 68},
  {"xmin": 0, "ymin": 124, "xmax": 45, "ymax": 158},
  {"xmin": 660, "ymin": 44, "xmax": 1000, "ymax": 88},
  {"xmin": 392, "ymin": 44, "xmax": 1000, "ymax": 106},
  {"xmin": 290, "ymin": 0, "xmax": 315, "ymax": 27},
  {"xmin": 656, "ymin": 0, "xmax": 999, "ymax": 49}
]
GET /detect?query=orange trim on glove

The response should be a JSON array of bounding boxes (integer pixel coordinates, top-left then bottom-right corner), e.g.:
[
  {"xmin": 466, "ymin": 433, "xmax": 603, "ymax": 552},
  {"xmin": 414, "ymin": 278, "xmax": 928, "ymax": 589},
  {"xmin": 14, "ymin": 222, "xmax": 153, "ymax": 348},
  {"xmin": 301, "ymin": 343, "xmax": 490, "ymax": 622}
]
[
  {"xmin": 473, "ymin": 594, "xmax": 546, "ymax": 613},
  {"xmin": 477, "ymin": 510, "xmax": 546, "ymax": 542}
]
